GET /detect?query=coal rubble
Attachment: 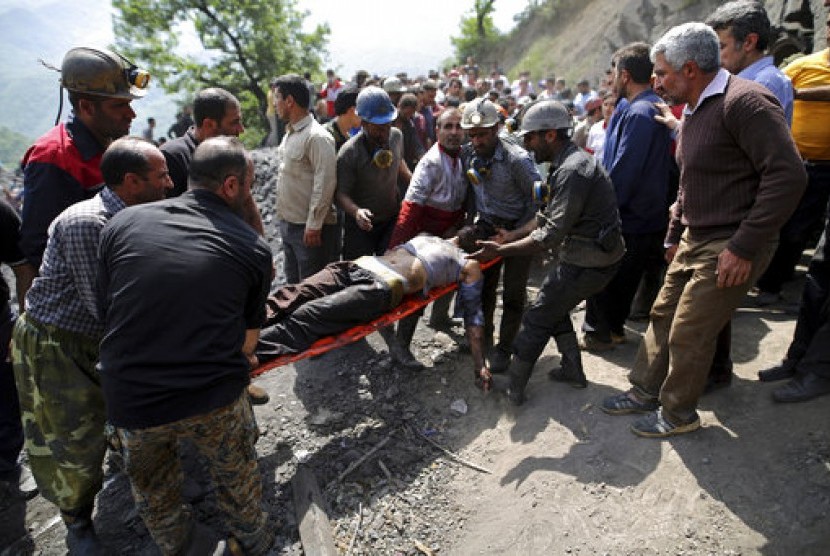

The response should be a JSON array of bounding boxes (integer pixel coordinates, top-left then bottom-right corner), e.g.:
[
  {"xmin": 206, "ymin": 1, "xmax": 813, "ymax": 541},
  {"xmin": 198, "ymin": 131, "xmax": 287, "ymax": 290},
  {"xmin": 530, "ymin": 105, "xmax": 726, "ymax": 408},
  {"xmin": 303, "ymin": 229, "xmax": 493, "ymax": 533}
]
[{"xmin": 246, "ymin": 149, "xmax": 479, "ymax": 554}]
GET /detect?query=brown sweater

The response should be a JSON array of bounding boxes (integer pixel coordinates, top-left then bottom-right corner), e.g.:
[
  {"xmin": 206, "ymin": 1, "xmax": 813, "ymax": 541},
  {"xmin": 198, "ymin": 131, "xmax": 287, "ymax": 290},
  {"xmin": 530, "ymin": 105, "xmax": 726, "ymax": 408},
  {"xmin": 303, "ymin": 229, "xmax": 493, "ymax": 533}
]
[{"xmin": 667, "ymin": 75, "xmax": 807, "ymax": 259}]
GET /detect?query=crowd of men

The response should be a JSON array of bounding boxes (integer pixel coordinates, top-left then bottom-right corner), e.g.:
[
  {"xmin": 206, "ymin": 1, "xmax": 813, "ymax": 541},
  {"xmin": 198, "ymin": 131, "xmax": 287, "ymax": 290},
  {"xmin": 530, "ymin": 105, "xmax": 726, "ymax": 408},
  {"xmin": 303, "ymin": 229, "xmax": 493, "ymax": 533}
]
[{"xmin": 1, "ymin": 0, "xmax": 829, "ymax": 553}]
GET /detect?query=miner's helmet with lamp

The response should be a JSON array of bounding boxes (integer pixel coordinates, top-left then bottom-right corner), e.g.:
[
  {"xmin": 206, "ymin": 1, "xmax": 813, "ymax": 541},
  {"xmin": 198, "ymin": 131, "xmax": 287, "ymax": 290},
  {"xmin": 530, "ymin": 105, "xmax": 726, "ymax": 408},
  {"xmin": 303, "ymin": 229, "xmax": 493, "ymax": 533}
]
[
  {"xmin": 61, "ymin": 47, "xmax": 150, "ymax": 99},
  {"xmin": 516, "ymin": 99, "xmax": 573, "ymax": 138},
  {"xmin": 518, "ymin": 100, "xmax": 574, "ymax": 205},
  {"xmin": 460, "ymin": 98, "xmax": 500, "ymax": 129},
  {"xmin": 461, "ymin": 98, "xmax": 501, "ymax": 186}
]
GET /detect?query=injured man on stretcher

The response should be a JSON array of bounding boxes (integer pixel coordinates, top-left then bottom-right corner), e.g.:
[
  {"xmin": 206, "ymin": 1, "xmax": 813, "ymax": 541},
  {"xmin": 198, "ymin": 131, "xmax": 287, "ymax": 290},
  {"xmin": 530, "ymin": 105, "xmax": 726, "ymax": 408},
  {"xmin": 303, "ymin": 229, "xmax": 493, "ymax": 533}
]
[{"xmin": 256, "ymin": 230, "xmax": 491, "ymax": 389}]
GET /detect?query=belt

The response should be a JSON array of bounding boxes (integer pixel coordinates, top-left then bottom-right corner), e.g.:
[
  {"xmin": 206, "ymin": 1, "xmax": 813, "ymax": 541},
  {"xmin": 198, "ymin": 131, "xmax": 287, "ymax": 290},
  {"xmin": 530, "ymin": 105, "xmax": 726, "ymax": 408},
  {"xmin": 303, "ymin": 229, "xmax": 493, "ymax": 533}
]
[{"xmin": 354, "ymin": 256, "xmax": 405, "ymax": 308}]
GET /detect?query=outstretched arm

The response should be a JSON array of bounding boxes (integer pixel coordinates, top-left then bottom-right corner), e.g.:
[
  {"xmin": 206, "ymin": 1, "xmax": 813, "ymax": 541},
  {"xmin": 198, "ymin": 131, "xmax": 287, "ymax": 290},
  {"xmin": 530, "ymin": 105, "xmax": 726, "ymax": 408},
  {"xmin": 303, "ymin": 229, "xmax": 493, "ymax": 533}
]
[{"xmin": 460, "ymin": 260, "xmax": 490, "ymax": 390}]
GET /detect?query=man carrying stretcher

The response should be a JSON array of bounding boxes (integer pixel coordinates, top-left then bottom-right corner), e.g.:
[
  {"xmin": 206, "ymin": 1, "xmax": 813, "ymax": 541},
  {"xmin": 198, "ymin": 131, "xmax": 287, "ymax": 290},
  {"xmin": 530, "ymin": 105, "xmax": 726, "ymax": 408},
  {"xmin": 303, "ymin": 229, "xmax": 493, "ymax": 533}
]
[{"xmin": 256, "ymin": 229, "xmax": 491, "ymax": 389}]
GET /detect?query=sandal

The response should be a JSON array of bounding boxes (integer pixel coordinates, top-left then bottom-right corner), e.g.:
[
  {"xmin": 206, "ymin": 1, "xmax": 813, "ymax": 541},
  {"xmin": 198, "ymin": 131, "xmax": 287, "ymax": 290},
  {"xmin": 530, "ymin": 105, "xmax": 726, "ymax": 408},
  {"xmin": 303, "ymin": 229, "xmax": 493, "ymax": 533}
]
[{"xmin": 601, "ymin": 391, "xmax": 659, "ymax": 415}]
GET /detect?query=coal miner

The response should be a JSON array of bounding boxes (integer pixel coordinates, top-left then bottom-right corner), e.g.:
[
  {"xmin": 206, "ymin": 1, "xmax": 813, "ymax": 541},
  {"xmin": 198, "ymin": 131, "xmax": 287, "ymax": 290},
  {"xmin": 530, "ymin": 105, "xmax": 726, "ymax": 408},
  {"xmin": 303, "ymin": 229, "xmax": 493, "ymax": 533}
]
[
  {"xmin": 469, "ymin": 100, "xmax": 624, "ymax": 405},
  {"xmin": 18, "ymin": 46, "xmax": 148, "ymax": 300}
]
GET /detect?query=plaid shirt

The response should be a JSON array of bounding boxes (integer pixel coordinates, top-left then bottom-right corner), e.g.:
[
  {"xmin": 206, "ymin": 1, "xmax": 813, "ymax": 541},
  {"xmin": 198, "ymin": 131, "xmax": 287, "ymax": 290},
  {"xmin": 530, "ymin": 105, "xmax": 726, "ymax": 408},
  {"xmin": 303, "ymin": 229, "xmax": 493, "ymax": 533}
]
[{"xmin": 25, "ymin": 187, "xmax": 126, "ymax": 337}]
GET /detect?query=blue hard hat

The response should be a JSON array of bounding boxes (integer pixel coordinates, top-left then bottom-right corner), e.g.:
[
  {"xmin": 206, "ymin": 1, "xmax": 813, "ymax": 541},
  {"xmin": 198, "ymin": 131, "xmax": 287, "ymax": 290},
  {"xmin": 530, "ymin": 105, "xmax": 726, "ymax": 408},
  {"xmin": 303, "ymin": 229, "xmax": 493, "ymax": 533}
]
[{"xmin": 356, "ymin": 86, "xmax": 397, "ymax": 124}]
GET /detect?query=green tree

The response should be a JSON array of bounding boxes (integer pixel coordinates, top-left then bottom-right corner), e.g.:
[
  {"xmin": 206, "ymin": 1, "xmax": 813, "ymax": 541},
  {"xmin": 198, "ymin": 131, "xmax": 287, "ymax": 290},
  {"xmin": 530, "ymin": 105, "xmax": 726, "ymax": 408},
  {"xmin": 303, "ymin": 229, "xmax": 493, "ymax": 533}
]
[
  {"xmin": 0, "ymin": 126, "xmax": 32, "ymax": 167},
  {"xmin": 451, "ymin": 0, "xmax": 502, "ymax": 64},
  {"xmin": 112, "ymin": 0, "xmax": 329, "ymax": 146}
]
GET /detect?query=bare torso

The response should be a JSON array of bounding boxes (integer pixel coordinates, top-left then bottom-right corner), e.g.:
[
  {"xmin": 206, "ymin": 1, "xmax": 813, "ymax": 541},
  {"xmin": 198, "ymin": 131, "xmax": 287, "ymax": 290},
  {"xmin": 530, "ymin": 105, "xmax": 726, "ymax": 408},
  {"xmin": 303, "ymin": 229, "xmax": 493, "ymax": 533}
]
[{"xmin": 380, "ymin": 248, "xmax": 427, "ymax": 294}]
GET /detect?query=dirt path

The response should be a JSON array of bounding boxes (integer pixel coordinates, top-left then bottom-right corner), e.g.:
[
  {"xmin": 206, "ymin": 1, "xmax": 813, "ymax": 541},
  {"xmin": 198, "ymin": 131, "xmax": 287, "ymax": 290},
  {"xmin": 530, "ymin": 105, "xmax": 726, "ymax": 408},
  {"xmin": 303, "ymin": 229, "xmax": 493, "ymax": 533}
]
[{"xmin": 3, "ymin": 262, "xmax": 829, "ymax": 555}]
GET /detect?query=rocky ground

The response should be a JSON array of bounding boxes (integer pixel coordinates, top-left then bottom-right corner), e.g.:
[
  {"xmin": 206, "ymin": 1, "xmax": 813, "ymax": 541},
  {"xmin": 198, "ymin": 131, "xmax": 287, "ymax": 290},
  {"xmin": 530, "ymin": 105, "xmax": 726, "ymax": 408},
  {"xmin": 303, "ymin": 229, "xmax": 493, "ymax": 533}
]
[{"xmin": 2, "ymin": 149, "xmax": 829, "ymax": 555}]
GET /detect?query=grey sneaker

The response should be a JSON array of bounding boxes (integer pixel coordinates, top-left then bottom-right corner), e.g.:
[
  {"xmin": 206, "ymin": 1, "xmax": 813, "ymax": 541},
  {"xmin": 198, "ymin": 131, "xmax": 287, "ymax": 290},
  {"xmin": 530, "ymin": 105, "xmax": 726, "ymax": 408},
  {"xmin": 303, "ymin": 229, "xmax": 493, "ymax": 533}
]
[
  {"xmin": 601, "ymin": 391, "xmax": 659, "ymax": 415},
  {"xmin": 630, "ymin": 408, "xmax": 701, "ymax": 438}
]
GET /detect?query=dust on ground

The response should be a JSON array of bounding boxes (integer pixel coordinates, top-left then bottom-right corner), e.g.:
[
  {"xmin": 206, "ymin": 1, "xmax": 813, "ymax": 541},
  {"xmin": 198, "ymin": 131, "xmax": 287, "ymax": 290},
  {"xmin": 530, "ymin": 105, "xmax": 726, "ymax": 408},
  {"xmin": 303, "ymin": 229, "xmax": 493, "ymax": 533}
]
[
  {"xmin": 3, "ymin": 253, "xmax": 829, "ymax": 555},
  {"xmin": 3, "ymin": 150, "xmax": 829, "ymax": 554}
]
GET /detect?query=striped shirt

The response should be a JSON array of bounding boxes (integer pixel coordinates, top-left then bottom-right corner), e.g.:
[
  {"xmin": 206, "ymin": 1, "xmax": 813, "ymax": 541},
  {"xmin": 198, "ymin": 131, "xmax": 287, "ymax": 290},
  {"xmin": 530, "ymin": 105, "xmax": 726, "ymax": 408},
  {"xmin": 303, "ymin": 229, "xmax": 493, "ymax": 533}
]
[{"xmin": 25, "ymin": 187, "xmax": 126, "ymax": 337}]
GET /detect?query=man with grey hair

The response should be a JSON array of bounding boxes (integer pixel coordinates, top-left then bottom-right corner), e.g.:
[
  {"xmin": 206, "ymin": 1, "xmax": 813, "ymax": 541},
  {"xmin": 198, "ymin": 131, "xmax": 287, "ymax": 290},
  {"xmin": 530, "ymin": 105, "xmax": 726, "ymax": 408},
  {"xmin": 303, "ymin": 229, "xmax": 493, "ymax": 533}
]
[
  {"xmin": 699, "ymin": 0, "xmax": 794, "ymax": 391},
  {"xmin": 601, "ymin": 22, "xmax": 806, "ymax": 437}
]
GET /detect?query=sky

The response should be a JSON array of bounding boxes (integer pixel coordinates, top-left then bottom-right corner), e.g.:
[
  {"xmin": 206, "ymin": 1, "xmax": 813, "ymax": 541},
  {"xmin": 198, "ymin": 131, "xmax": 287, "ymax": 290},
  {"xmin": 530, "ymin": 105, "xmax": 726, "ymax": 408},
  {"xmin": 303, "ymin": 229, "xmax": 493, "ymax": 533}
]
[
  {"xmin": 296, "ymin": 0, "xmax": 528, "ymax": 78},
  {"xmin": 0, "ymin": 0, "xmax": 527, "ymax": 139},
  {"xmin": 0, "ymin": 0, "xmax": 526, "ymax": 73}
]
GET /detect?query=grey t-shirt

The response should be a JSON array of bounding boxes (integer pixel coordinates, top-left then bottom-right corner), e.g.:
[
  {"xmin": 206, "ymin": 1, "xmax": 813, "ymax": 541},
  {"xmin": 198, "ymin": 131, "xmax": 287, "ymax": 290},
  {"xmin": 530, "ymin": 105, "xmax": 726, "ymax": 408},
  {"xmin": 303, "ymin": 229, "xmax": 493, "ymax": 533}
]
[{"xmin": 336, "ymin": 127, "xmax": 404, "ymax": 223}]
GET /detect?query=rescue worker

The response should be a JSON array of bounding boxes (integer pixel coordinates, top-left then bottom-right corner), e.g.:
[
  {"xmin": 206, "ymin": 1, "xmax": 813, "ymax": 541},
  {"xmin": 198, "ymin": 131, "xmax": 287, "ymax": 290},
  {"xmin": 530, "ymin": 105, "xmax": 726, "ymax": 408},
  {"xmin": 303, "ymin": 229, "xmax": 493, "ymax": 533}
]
[
  {"xmin": 18, "ymin": 47, "xmax": 148, "ymax": 298},
  {"xmin": 460, "ymin": 98, "xmax": 541, "ymax": 372},
  {"xmin": 470, "ymin": 100, "xmax": 624, "ymax": 404}
]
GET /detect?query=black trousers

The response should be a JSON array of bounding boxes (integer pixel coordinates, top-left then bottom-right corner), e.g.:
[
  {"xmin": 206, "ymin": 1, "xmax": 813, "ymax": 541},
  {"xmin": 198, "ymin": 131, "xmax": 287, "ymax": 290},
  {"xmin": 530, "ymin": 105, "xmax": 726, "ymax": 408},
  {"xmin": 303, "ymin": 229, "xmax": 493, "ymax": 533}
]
[
  {"xmin": 583, "ymin": 231, "xmax": 665, "ymax": 341},
  {"xmin": 786, "ymin": 215, "xmax": 830, "ymax": 379},
  {"xmin": 513, "ymin": 261, "xmax": 620, "ymax": 364},
  {"xmin": 757, "ymin": 162, "xmax": 830, "ymax": 294},
  {"xmin": 342, "ymin": 217, "xmax": 396, "ymax": 260},
  {"xmin": 0, "ymin": 303, "xmax": 23, "ymax": 476}
]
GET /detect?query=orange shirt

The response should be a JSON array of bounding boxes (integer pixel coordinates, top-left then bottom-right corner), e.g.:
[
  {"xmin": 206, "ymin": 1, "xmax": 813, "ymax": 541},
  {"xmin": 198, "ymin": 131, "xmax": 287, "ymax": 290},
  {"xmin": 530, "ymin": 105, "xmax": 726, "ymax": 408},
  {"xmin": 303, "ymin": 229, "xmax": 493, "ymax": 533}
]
[{"xmin": 785, "ymin": 49, "xmax": 830, "ymax": 160}]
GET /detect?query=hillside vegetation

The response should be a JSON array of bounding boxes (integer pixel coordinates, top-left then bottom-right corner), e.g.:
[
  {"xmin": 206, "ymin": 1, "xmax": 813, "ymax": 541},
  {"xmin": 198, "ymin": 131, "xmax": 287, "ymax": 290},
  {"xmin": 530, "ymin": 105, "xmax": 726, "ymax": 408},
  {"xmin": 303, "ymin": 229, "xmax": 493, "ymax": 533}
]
[{"xmin": 482, "ymin": 0, "xmax": 826, "ymax": 85}]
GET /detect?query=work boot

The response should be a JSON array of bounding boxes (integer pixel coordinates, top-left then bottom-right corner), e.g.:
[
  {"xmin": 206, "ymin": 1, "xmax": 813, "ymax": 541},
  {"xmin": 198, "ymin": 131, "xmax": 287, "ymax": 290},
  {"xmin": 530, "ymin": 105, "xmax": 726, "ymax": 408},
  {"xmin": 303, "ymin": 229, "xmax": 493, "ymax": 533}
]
[
  {"xmin": 247, "ymin": 383, "xmax": 270, "ymax": 405},
  {"xmin": 63, "ymin": 508, "xmax": 107, "ymax": 555},
  {"xmin": 505, "ymin": 357, "xmax": 535, "ymax": 406},
  {"xmin": 549, "ymin": 333, "xmax": 587, "ymax": 388},
  {"xmin": 758, "ymin": 358, "xmax": 799, "ymax": 382},
  {"xmin": 488, "ymin": 346, "xmax": 511, "ymax": 374},
  {"xmin": 0, "ymin": 463, "xmax": 38, "ymax": 503},
  {"xmin": 379, "ymin": 321, "xmax": 423, "ymax": 371},
  {"xmin": 394, "ymin": 314, "xmax": 424, "ymax": 370}
]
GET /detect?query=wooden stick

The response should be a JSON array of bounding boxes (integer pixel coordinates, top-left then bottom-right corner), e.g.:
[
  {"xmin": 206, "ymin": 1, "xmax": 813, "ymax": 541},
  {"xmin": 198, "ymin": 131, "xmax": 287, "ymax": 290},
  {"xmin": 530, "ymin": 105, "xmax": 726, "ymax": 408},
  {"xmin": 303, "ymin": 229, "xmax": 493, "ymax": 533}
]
[
  {"xmin": 377, "ymin": 458, "xmax": 393, "ymax": 481},
  {"xmin": 412, "ymin": 425, "xmax": 492, "ymax": 474},
  {"xmin": 414, "ymin": 538, "xmax": 435, "ymax": 555},
  {"xmin": 337, "ymin": 432, "xmax": 393, "ymax": 482},
  {"xmin": 292, "ymin": 464, "xmax": 338, "ymax": 556}
]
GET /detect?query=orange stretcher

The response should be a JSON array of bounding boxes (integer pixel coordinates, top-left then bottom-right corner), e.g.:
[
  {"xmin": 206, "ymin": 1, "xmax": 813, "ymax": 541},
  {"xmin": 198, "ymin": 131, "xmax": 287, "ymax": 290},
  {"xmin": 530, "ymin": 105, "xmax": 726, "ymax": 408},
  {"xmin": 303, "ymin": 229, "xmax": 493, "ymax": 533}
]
[{"xmin": 250, "ymin": 257, "xmax": 500, "ymax": 377}]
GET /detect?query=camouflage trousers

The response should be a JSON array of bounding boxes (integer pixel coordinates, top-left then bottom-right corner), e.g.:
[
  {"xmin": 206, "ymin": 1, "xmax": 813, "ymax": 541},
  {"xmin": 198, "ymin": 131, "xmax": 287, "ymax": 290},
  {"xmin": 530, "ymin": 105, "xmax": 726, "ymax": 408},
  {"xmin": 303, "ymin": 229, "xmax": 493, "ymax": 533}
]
[
  {"xmin": 114, "ymin": 392, "xmax": 272, "ymax": 555},
  {"xmin": 11, "ymin": 313, "xmax": 105, "ymax": 513}
]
